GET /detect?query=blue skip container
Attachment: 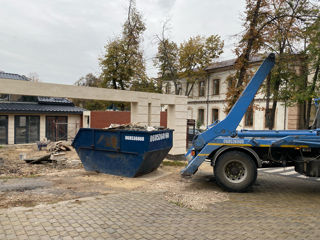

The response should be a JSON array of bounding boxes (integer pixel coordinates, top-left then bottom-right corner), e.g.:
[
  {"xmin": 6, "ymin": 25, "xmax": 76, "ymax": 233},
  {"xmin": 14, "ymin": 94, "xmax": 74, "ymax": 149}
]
[{"xmin": 72, "ymin": 128, "xmax": 173, "ymax": 177}]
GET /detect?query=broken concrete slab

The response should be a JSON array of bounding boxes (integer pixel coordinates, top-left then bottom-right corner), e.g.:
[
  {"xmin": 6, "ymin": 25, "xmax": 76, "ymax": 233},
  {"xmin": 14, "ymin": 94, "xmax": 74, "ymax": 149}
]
[{"xmin": 24, "ymin": 154, "xmax": 51, "ymax": 164}]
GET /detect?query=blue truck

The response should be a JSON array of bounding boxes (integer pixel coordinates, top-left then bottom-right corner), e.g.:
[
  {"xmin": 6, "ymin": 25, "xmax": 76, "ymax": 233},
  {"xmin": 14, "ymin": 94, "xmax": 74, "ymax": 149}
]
[{"xmin": 181, "ymin": 53, "xmax": 320, "ymax": 192}]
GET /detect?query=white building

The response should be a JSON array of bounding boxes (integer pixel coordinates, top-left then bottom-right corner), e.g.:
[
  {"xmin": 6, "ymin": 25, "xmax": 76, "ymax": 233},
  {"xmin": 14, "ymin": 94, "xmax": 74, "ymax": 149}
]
[{"xmin": 164, "ymin": 56, "xmax": 307, "ymax": 131}]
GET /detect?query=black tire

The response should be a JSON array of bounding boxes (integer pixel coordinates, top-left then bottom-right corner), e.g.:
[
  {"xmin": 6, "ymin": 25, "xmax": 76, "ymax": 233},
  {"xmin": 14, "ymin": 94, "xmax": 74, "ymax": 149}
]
[{"xmin": 214, "ymin": 151, "xmax": 257, "ymax": 192}]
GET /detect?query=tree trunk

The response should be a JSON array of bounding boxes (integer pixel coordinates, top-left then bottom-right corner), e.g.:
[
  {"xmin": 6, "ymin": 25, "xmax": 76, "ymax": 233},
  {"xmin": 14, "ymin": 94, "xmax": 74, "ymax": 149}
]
[
  {"xmin": 270, "ymin": 72, "xmax": 282, "ymax": 130},
  {"xmin": 270, "ymin": 99, "xmax": 277, "ymax": 130},
  {"xmin": 302, "ymin": 101, "xmax": 307, "ymax": 129},
  {"xmin": 265, "ymin": 73, "xmax": 273, "ymax": 129},
  {"xmin": 302, "ymin": 59, "xmax": 309, "ymax": 128},
  {"xmin": 185, "ymin": 82, "xmax": 189, "ymax": 96},
  {"xmin": 227, "ymin": 0, "xmax": 262, "ymax": 109},
  {"xmin": 306, "ymin": 61, "xmax": 320, "ymax": 128},
  {"xmin": 174, "ymin": 81, "xmax": 179, "ymax": 95},
  {"xmin": 269, "ymin": 42, "xmax": 287, "ymax": 130},
  {"xmin": 112, "ymin": 79, "xmax": 117, "ymax": 89},
  {"xmin": 119, "ymin": 80, "xmax": 125, "ymax": 90},
  {"xmin": 236, "ymin": 0, "xmax": 262, "ymax": 89},
  {"xmin": 186, "ymin": 83, "xmax": 195, "ymax": 97}
]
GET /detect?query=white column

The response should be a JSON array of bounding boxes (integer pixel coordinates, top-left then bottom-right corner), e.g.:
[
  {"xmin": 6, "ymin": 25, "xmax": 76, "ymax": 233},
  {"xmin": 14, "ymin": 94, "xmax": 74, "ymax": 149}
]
[
  {"xmin": 83, "ymin": 111, "xmax": 91, "ymax": 128},
  {"xmin": 131, "ymin": 95, "xmax": 187, "ymax": 156},
  {"xmin": 130, "ymin": 98, "xmax": 148, "ymax": 125},
  {"xmin": 7, "ymin": 114, "xmax": 14, "ymax": 144},
  {"xmin": 150, "ymin": 98, "xmax": 161, "ymax": 126},
  {"xmin": 40, "ymin": 115, "xmax": 46, "ymax": 140},
  {"xmin": 167, "ymin": 96, "xmax": 187, "ymax": 155}
]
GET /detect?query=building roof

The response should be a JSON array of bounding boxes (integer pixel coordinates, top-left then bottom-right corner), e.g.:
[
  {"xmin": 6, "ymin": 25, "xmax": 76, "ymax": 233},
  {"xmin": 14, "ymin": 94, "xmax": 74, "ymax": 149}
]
[
  {"xmin": 205, "ymin": 55, "xmax": 263, "ymax": 71},
  {"xmin": 0, "ymin": 71, "xmax": 29, "ymax": 81},
  {"xmin": 37, "ymin": 97, "xmax": 74, "ymax": 106},
  {"xmin": 0, "ymin": 71, "xmax": 84, "ymax": 113},
  {"xmin": 0, "ymin": 102, "xmax": 84, "ymax": 114}
]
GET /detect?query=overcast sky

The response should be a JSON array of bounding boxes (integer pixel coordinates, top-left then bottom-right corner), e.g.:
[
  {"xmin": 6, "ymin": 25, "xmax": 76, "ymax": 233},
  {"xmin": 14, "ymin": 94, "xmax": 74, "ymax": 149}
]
[{"xmin": 0, "ymin": 0, "xmax": 245, "ymax": 84}]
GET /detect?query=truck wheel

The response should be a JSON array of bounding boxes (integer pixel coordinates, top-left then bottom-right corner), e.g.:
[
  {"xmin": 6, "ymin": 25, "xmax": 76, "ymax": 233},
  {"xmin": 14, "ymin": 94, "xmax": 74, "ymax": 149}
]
[{"xmin": 214, "ymin": 151, "xmax": 257, "ymax": 192}]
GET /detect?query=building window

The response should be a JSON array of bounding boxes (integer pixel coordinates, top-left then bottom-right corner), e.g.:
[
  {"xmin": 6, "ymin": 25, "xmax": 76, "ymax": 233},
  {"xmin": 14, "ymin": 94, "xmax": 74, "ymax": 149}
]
[
  {"xmin": 0, "ymin": 116, "xmax": 8, "ymax": 144},
  {"xmin": 15, "ymin": 116, "xmax": 40, "ymax": 144},
  {"xmin": 46, "ymin": 116, "xmax": 68, "ymax": 141},
  {"xmin": 212, "ymin": 79, "xmax": 220, "ymax": 95},
  {"xmin": 212, "ymin": 109, "xmax": 219, "ymax": 123},
  {"xmin": 198, "ymin": 109, "xmax": 204, "ymax": 126},
  {"xmin": 244, "ymin": 105, "xmax": 253, "ymax": 127},
  {"xmin": 198, "ymin": 81, "xmax": 205, "ymax": 97}
]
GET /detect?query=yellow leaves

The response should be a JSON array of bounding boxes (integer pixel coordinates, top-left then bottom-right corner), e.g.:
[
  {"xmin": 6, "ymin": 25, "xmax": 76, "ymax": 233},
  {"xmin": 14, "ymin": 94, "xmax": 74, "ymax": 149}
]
[
  {"xmin": 179, "ymin": 34, "xmax": 224, "ymax": 76},
  {"xmin": 154, "ymin": 39, "xmax": 179, "ymax": 80},
  {"xmin": 99, "ymin": 0, "xmax": 146, "ymax": 91},
  {"xmin": 155, "ymin": 33, "xmax": 224, "ymax": 96}
]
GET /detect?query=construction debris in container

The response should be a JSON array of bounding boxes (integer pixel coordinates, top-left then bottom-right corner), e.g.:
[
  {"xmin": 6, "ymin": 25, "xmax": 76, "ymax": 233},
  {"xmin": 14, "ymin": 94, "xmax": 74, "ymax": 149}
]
[{"xmin": 105, "ymin": 123, "xmax": 166, "ymax": 131}]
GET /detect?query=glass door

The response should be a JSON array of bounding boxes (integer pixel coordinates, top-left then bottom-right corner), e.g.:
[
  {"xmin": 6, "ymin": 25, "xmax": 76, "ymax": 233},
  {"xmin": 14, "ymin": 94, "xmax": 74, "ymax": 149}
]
[
  {"xmin": 0, "ymin": 116, "xmax": 8, "ymax": 144},
  {"xmin": 46, "ymin": 116, "xmax": 68, "ymax": 141},
  {"xmin": 15, "ymin": 116, "xmax": 40, "ymax": 144}
]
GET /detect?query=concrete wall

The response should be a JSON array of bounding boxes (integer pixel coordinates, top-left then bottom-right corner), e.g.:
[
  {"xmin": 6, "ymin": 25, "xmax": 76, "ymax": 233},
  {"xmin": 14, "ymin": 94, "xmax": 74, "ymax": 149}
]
[
  {"xmin": 0, "ymin": 78, "xmax": 179, "ymax": 104},
  {"xmin": 167, "ymin": 100, "xmax": 188, "ymax": 155},
  {"xmin": 90, "ymin": 111, "xmax": 167, "ymax": 129},
  {"xmin": 288, "ymin": 105, "xmax": 303, "ymax": 130},
  {"xmin": 82, "ymin": 111, "xmax": 90, "ymax": 128},
  {"xmin": 67, "ymin": 115, "xmax": 81, "ymax": 141},
  {"xmin": 91, "ymin": 111, "xmax": 131, "ymax": 128},
  {"xmin": 160, "ymin": 111, "xmax": 167, "ymax": 128},
  {"xmin": 0, "ymin": 79, "xmax": 187, "ymax": 155}
]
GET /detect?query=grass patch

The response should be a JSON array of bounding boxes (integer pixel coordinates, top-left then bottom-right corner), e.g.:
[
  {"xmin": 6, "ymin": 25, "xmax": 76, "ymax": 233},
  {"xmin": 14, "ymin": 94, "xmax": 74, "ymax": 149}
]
[
  {"xmin": 170, "ymin": 200, "xmax": 185, "ymax": 207},
  {"xmin": 169, "ymin": 200, "xmax": 192, "ymax": 210},
  {"xmin": 0, "ymin": 174, "xmax": 40, "ymax": 180},
  {"xmin": 15, "ymin": 200, "xmax": 36, "ymax": 208},
  {"xmin": 162, "ymin": 160, "xmax": 187, "ymax": 167}
]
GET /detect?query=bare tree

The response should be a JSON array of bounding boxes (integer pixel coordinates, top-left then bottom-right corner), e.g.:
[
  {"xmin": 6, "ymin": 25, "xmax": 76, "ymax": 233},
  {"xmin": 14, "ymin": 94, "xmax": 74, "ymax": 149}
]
[{"xmin": 28, "ymin": 72, "xmax": 40, "ymax": 82}]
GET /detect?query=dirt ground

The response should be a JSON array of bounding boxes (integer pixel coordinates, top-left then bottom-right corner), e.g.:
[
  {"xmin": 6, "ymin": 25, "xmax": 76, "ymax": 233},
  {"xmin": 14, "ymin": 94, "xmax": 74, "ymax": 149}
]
[
  {"xmin": 0, "ymin": 144, "xmax": 228, "ymax": 210},
  {"xmin": 0, "ymin": 144, "xmax": 81, "ymax": 177}
]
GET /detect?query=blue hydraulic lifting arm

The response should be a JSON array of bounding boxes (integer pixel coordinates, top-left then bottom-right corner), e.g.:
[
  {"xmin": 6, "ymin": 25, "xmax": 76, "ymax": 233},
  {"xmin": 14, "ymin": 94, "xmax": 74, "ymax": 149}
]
[{"xmin": 181, "ymin": 53, "xmax": 276, "ymax": 176}]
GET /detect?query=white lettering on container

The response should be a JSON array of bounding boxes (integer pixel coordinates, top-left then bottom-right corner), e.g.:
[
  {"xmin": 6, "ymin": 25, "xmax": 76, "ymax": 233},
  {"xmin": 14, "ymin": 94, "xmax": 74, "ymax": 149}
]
[
  {"xmin": 223, "ymin": 139, "xmax": 244, "ymax": 144},
  {"xmin": 125, "ymin": 136, "xmax": 145, "ymax": 141},
  {"xmin": 150, "ymin": 133, "xmax": 170, "ymax": 142}
]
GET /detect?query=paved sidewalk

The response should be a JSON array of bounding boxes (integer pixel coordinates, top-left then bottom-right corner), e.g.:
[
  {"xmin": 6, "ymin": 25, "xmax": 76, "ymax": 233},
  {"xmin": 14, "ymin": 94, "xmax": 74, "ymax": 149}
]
[
  {"xmin": 259, "ymin": 166, "xmax": 320, "ymax": 181},
  {"xmin": 0, "ymin": 172, "xmax": 320, "ymax": 239}
]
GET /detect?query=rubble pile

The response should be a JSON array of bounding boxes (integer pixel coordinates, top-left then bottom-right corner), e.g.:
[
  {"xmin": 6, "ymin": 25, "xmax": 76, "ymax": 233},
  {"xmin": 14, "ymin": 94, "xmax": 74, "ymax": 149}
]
[
  {"xmin": 47, "ymin": 141, "xmax": 71, "ymax": 153},
  {"xmin": 105, "ymin": 123, "xmax": 166, "ymax": 131},
  {"xmin": 23, "ymin": 141, "xmax": 81, "ymax": 167}
]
